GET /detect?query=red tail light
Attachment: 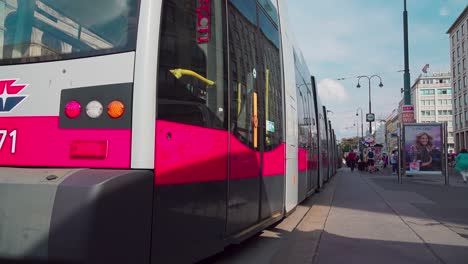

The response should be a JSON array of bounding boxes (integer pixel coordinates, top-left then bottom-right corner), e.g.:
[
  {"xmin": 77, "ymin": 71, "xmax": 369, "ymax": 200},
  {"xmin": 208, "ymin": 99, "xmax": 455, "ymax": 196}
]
[
  {"xmin": 70, "ymin": 141, "xmax": 108, "ymax": 159},
  {"xmin": 65, "ymin": 101, "xmax": 81, "ymax": 119}
]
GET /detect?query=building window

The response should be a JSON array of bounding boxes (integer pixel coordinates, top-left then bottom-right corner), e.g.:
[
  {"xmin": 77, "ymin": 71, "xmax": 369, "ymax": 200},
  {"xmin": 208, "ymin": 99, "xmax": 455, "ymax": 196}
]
[
  {"xmin": 453, "ymin": 35, "xmax": 455, "ymax": 45},
  {"xmin": 458, "ymin": 63, "xmax": 461, "ymax": 73},
  {"xmin": 437, "ymin": 89, "xmax": 451, "ymax": 94},
  {"xmin": 465, "ymin": 76, "xmax": 467, "ymax": 88},
  {"xmin": 458, "ymin": 47, "xmax": 460, "ymax": 57},
  {"xmin": 464, "ymin": 59, "xmax": 466, "ymax": 70},
  {"xmin": 463, "ymin": 42, "xmax": 465, "ymax": 53},
  {"xmin": 459, "ymin": 79, "xmax": 462, "ymax": 90},
  {"xmin": 438, "ymin": 110, "xmax": 453, "ymax": 116},
  {"xmin": 457, "ymin": 30, "xmax": 459, "ymax": 40},
  {"xmin": 420, "ymin": 89, "xmax": 434, "ymax": 95},
  {"xmin": 463, "ymin": 25, "xmax": 465, "ymax": 35}
]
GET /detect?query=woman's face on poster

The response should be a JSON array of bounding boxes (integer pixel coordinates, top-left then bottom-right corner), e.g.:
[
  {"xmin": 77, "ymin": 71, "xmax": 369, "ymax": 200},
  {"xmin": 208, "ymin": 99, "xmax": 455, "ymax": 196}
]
[{"xmin": 419, "ymin": 134, "xmax": 429, "ymax": 146}]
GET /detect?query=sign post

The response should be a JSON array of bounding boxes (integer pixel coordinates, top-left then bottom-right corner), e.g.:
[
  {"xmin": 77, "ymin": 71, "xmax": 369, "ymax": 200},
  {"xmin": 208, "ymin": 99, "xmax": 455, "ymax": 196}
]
[
  {"xmin": 397, "ymin": 123, "xmax": 402, "ymax": 184},
  {"xmin": 444, "ymin": 122, "xmax": 449, "ymax": 186},
  {"xmin": 366, "ymin": 113, "xmax": 375, "ymax": 122}
]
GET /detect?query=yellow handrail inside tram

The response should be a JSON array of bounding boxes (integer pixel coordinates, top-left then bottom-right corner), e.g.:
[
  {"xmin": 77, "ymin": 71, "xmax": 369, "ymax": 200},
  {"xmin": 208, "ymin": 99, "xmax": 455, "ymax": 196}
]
[
  {"xmin": 253, "ymin": 92, "xmax": 258, "ymax": 148},
  {"xmin": 169, "ymin": 68, "xmax": 215, "ymax": 86},
  {"xmin": 238, "ymin": 82, "xmax": 242, "ymax": 116},
  {"xmin": 265, "ymin": 69, "xmax": 270, "ymax": 135}
]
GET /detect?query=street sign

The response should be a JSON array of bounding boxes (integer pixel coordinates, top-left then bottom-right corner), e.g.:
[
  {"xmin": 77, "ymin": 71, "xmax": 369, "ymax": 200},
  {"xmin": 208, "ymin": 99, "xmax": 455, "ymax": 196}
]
[
  {"xmin": 402, "ymin": 104, "xmax": 415, "ymax": 123},
  {"xmin": 363, "ymin": 134, "xmax": 376, "ymax": 146},
  {"xmin": 366, "ymin": 113, "xmax": 375, "ymax": 122},
  {"xmin": 402, "ymin": 105, "xmax": 414, "ymax": 111}
]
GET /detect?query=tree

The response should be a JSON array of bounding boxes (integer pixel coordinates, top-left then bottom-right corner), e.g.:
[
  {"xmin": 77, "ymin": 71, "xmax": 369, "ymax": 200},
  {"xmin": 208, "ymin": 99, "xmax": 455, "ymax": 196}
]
[{"xmin": 341, "ymin": 137, "xmax": 360, "ymax": 153}]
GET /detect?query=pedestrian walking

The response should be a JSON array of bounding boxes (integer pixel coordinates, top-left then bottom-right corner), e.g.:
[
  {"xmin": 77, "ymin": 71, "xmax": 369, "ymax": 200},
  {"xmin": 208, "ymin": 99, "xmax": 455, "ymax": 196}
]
[
  {"xmin": 347, "ymin": 150, "xmax": 357, "ymax": 172},
  {"xmin": 383, "ymin": 153, "xmax": 388, "ymax": 168},
  {"xmin": 391, "ymin": 150, "xmax": 399, "ymax": 174},
  {"xmin": 454, "ymin": 149, "xmax": 468, "ymax": 183},
  {"xmin": 367, "ymin": 148, "xmax": 375, "ymax": 173}
]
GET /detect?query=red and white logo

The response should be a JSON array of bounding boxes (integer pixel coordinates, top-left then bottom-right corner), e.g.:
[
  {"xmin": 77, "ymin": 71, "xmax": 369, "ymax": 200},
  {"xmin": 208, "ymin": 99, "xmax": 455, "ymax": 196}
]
[{"xmin": 0, "ymin": 79, "xmax": 28, "ymax": 112}]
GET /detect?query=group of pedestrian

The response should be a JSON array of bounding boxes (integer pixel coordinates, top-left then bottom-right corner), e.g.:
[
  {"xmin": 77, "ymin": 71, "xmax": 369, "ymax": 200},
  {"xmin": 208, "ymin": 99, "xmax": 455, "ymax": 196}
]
[
  {"xmin": 346, "ymin": 148, "xmax": 379, "ymax": 173},
  {"xmin": 346, "ymin": 147, "xmax": 468, "ymax": 184}
]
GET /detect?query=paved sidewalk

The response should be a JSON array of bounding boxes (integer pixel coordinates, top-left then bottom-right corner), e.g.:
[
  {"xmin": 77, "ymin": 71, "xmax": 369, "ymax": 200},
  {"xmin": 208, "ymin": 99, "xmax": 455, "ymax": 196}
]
[
  {"xmin": 208, "ymin": 168, "xmax": 468, "ymax": 263},
  {"xmin": 314, "ymin": 168, "xmax": 468, "ymax": 264}
]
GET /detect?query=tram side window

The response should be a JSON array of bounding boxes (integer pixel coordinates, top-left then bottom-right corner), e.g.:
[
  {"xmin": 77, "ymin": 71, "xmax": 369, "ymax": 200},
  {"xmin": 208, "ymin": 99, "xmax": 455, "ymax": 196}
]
[
  {"xmin": 156, "ymin": 0, "xmax": 227, "ymax": 129},
  {"xmin": 296, "ymin": 86, "xmax": 307, "ymax": 149},
  {"xmin": 229, "ymin": 0, "xmax": 258, "ymax": 148},
  {"xmin": 259, "ymin": 6, "xmax": 282, "ymax": 150},
  {"xmin": 1, "ymin": 0, "xmax": 139, "ymax": 64},
  {"xmin": 229, "ymin": 0, "xmax": 282, "ymax": 150}
]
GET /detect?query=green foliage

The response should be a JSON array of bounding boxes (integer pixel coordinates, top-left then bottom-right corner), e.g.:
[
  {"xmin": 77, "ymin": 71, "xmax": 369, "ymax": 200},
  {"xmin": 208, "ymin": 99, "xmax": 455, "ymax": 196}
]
[{"xmin": 340, "ymin": 137, "xmax": 360, "ymax": 153}]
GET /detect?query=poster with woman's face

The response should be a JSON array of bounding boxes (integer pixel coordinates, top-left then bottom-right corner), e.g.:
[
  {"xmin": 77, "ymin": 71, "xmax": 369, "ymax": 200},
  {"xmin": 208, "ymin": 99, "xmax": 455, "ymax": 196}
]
[{"xmin": 404, "ymin": 124, "xmax": 443, "ymax": 173}]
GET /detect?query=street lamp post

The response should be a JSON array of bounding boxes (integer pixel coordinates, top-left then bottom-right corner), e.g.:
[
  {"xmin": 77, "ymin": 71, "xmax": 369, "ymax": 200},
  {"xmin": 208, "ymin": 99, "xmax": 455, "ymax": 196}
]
[
  {"xmin": 356, "ymin": 75, "xmax": 383, "ymax": 135},
  {"xmin": 354, "ymin": 122, "xmax": 359, "ymax": 150},
  {"xmin": 356, "ymin": 107, "xmax": 364, "ymax": 138},
  {"xmin": 356, "ymin": 107, "xmax": 364, "ymax": 154}
]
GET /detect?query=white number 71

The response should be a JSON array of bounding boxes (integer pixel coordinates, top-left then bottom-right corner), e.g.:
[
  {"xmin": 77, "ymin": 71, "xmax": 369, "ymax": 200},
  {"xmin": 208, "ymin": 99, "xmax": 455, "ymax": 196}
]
[{"xmin": 0, "ymin": 130, "xmax": 17, "ymax": 154}]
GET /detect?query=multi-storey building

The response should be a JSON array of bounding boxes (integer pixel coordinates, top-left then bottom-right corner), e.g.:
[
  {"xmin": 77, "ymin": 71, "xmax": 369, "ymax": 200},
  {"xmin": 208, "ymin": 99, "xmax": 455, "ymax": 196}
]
[
  {"xmin": 410, "ymin": 71, "xmax": 454, "ymax": 152},
  {"xmin": 448, "ymin": 6, "xmax": 468, "ymax": 152},
  {"xmin": 385, "ymin": 109, "xmax": 399, "ymax": 152}
]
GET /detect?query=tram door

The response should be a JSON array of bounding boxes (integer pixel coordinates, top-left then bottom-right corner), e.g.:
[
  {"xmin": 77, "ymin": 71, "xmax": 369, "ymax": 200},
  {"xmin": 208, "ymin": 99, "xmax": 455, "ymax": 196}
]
[{"xmin": 226, "ymin": 0, "xmax": 283, "ymax": 235}]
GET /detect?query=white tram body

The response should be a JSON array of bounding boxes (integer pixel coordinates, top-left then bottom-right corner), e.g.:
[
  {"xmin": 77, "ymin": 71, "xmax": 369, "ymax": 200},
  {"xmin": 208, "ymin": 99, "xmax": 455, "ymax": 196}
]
[{"xmin": 0, "ymin": 0, "xmax": 337, "ymax": 263}]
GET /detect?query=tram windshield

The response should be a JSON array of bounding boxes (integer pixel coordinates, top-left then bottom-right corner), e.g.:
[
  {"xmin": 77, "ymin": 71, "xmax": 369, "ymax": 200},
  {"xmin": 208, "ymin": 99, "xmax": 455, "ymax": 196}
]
[{"xmin": 0, "ymin": 0, "xmax": 139, "ymax": 65}]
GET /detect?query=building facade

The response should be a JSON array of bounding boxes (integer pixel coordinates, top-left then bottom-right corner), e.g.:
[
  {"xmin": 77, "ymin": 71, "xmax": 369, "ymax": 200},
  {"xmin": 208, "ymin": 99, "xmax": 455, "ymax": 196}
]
[
  {"xmin": 410, "ymin": 71, "xmax": 454, "ymax": 152},
  {"xmin": 448, "ymin": 6, "xmax": 468, "ymax": 152},
  {"xmin": 385, "ymin": 109, "xmax": 399, "ymax": 153}
]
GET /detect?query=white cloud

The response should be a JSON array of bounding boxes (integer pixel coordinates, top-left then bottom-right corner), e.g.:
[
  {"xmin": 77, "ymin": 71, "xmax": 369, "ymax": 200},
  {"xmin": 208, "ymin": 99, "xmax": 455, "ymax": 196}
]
[
  {"xmin": 317, "ymin": 79, "xmax": 349, "ymax": 103},
  {"xmin": 439, "ymin": 6, "xmax": 450, "ymax": 16}
]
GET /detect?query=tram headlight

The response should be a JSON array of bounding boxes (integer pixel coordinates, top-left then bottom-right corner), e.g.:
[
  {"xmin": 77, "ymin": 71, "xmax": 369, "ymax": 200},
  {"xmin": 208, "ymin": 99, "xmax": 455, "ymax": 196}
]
[
  {"xmin": 65, "ymin": 100, "xmax": 81, "ymax": 119},
  {"xmin": 86, "ymin": 100, "xmax": 103, "ymax": 119},
  {"xmin": 107, "ymin": 100, "xmax": 125, "ymax": 118}
]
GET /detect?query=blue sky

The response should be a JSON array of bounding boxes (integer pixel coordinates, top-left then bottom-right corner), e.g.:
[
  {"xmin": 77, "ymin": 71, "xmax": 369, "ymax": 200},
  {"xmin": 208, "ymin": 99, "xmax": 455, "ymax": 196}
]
[{"xmin": 287, "ymin": 0, "xmax": 467, "ymax": 139}]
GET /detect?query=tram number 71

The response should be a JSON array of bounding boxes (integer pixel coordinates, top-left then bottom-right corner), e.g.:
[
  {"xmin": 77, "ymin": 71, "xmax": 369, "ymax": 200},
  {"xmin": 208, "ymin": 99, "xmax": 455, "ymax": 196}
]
[{"xmin": 0, "ymin": 130, "xmax": 17, "ymax": 154}]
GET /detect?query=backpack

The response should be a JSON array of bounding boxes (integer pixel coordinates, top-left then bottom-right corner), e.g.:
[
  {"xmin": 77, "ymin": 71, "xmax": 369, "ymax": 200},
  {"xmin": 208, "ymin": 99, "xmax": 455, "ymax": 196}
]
[{"xmin": 368, "ymin": 151, "xmax": 374, "ymax": 159}]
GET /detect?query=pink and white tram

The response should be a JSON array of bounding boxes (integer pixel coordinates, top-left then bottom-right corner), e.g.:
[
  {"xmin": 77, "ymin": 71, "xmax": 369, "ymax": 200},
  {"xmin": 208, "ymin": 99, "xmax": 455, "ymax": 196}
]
[{"xmin": 0, "ymin": 0, "xmax": 337, "ymax": 263}]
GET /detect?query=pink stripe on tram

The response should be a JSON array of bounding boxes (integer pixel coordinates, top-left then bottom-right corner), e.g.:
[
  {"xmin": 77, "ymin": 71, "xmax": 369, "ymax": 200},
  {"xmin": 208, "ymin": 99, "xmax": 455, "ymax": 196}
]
[
  {"xmin": 155, "ymin": 120, "xmax": 228, "ymax": 185},
  {"xmin": 0, "ymin": 116, "xmax": 131, "ymax": 168},
  {"xmin": 262, "ymin": 143, "xmax": 285, "ymax": 177}
]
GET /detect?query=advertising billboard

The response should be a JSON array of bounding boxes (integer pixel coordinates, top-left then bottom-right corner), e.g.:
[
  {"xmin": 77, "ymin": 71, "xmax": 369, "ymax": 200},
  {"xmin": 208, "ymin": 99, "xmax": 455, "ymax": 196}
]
[{"xmin": 403, "ymin": 124, "xmax": 443, "ymax": 174}]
